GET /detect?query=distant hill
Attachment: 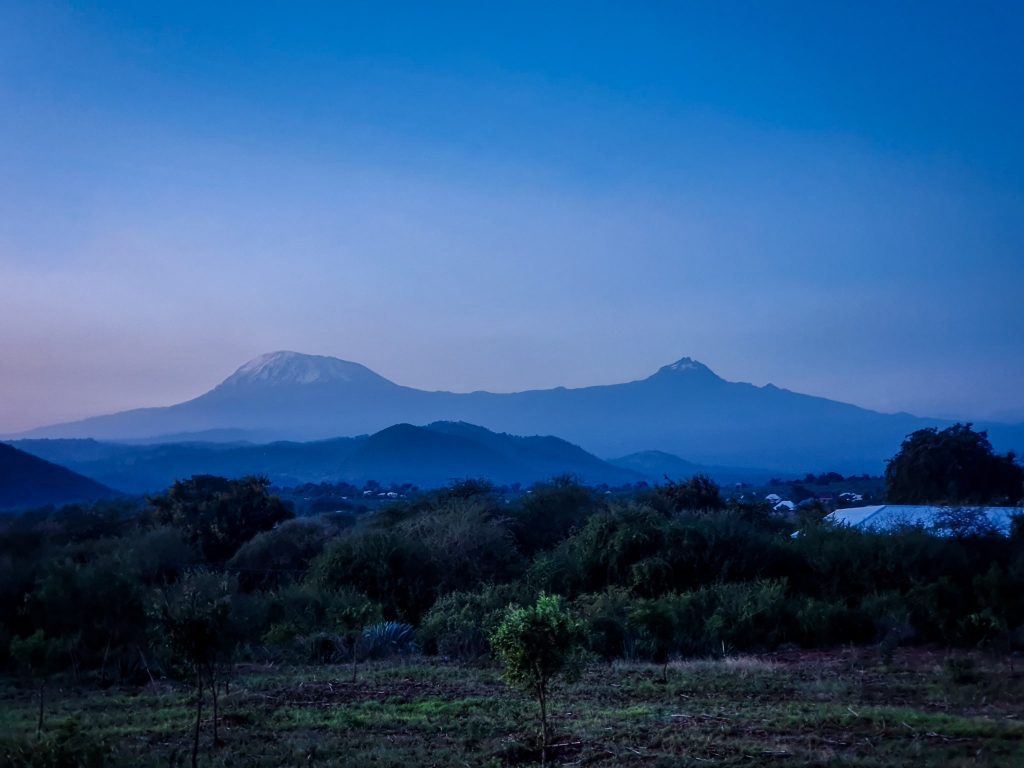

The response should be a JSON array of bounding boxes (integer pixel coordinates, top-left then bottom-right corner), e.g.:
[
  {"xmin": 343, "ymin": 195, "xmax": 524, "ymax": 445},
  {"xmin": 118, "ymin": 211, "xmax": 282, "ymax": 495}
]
[
  {"xmin": 14, "ymin": 351, "xmax": 1024, "ymax": 473},
  {"xmin": 0, "ymin": 443, "xmax": 118, "ymax": 510},
  {"xmin": 10, "ymin": 422, "xmax": 642, "ymax": 493},
  {"xmin": 609, "ymin": 450, "xmax": 778, "ymax": 486}
]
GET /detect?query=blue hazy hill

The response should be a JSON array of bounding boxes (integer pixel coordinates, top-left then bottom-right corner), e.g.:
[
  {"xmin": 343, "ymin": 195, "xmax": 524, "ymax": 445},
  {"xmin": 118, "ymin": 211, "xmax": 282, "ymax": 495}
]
[
  {"xmin": 15, "ymin": 352, "xmax": 1024, "ymax": 475},
  {"xmin": 10, "ymin": 422, "xmax": 642, "ymax": 493},
  {"xmin": 0, "ymin": 443, "xmax": 118, "ymax": 510}
]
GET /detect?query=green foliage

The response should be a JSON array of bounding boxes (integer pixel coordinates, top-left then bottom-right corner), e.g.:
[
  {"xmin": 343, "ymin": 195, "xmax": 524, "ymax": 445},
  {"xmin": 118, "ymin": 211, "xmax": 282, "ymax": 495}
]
[
  {"xmin": 149, "ymin": 570, "xmax": 239, "ymax": 676},
  {"xmin": 531, "ymin": 503, "xmax": 795, "ymax": 599},
  {"xmin": 491, "ymin": 594, "xmax": 587, "ymax": 695},
  {"xmin": 228, "ymin": 516, "xmax": 344, "ymax": 591},
  {"xmin": 628, "ymin": 598, "xmax": 677, "ymax": 669},
  {"xmin": 256, "ymin": 584, "xmax": 380, "ymax": 662},
  {"xmin": 9, "ymin": 630, "xmax": 66, "ymax": 678},
  {"xmin": 360, "ymin": 621, "xmax": 417, "ymax": 659},
  {"xmin": 128, "ymin": 526, "xmax": 195, "ymax": 584},
  {"xmin": 398, "ymin": 497, "xmax": 524, "ymax": 594},
  {"xmin": 1, "ymin": 463, "xmax": 1024, "ymax": 695},
  {"xmin": 491, "ymin": 593, "xmax": 586, "ymax": 748},
  {"xmin": 574, "ymin": 587, "xmax": 636, "ymax": 660},
  {"xmin": 310, "ymin": 530, "xmax": 436, "ymax": 622},
  {"xmin": 419, "ymin": 583, "xmax": 527, "ymax": 659},
  {"xmin": 29, "ymin": 548, "xmax": 148, "ymax": 680},
  {"xmin": 148, "ymin": 475, "xmax": 293, "ymax": 563},
  {"xmin": 657, "ymin": 473, "xmax": 725, "ymax": 512},
  {"xmin": 885, "ymin": 423, "xmax": 1024, "ymax": 505},
  {"xmin": 512, "ymin": 476, "xmax": 597, "ymax": 556}
]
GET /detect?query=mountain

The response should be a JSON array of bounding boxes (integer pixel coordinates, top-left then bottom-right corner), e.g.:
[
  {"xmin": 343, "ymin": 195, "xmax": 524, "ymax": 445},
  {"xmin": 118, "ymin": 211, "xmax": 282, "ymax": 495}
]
[
  {"xmin": 10, "ymin": 422, "xmax": 641, "ymax": 493},
  {"xmin": 609, "ymin": 450, "xmax": 778, "ymax": 486},
  {"xmin": 14, "ymin": 351, "xmax": 1024, "ymax": 473},
  {"xmin": 0, "ymin": 443, "xmax": 118, "ymax": 510},
  {"xmin": 9, "ymin": 436, "xmax": 361, "ymax": 493}
]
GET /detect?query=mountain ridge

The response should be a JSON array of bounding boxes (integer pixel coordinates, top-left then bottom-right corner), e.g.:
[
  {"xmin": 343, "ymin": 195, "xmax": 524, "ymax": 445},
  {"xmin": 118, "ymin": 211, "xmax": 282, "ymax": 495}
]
[
  {"xmin": 12, "ymin": 352, "xmax": 1024, "ymax": 473},
  {"xmin": 9, "ymin": 421, "xmax": 642, "ymax": 493}
]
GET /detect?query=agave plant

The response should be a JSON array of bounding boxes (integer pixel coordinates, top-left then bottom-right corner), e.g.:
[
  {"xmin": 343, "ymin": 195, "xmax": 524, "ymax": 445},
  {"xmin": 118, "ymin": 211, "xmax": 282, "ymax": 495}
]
[{"xmin": 359, "ymin": 621, "xmax": 418, "ymax": 660}]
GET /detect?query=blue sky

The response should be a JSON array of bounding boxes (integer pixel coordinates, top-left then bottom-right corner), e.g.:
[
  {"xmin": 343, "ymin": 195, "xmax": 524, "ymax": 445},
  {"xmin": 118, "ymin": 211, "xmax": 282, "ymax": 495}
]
[{"xmin": 2, "ymin": 1, "xmax": 1023, "ymax": 431}]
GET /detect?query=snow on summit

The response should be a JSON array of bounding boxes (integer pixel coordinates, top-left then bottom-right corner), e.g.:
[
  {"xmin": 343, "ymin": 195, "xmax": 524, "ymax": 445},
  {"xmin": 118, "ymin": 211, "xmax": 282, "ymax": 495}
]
[
  {"xmin": 657, "ymin": 357, "xmax": 716, "ymax": 376},
  {"xmin": 221, "ymin": 351, "xmax": 381, "ymax": 387}
]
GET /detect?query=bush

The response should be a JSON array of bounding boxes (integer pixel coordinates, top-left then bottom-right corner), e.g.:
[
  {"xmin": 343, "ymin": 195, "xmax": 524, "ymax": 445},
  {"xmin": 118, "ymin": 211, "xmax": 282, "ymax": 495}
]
[
  {"xmin": 259, "ymin": 585, "xmax": 380, "ymax": 663},
  {"xmin": 310, "ymin": 530, "xmax": 437, "ymax": 622},
  {"xmin": 148, "ymin": 475, "xmax": 293, "ymax": 563},
  {"xmin": 229, "ymin": 517, "xmax": 343, "ymax": 591},
  {"xmin": 490, "ymin": 594, "xmax": 587, "ymax": 750},
  {"xmin": 420, "ymin": 584, "xmax": 526, "ymax": 659},
  {"xmin": 398, "ymin": 498, "xmax": 524, "ymax": 593},
  {"xmin": 512, "ymin": 477, "xmax": 597, "ymax": 556},
  {"xmin": 574, "ymin": 588, "xmax": 636, "ymax": 661}
]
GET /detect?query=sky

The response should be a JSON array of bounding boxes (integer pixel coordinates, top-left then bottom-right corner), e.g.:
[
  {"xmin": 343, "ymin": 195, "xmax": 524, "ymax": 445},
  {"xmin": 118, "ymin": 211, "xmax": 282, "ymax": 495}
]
[{"xmin": 2, "ymin": 1, "xmax": 1023, "ymax": 433}]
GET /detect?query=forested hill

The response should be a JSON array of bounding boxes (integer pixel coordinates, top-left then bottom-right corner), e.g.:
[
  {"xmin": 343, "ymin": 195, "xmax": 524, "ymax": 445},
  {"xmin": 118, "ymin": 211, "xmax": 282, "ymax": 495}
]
[
  {"xmin": 0, "ymin": 443, "xmax": 118, "ymax": 510},
  {"xmin": 10, "ymin": 422, "xmax": 641, "ymax": 493}
]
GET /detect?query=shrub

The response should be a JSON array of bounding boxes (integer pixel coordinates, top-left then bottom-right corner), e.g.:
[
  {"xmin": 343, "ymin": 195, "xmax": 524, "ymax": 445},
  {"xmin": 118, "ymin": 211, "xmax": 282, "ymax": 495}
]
[
  {"xmin": 360, "ymin": 621, "xmax": 418, "ymax": 659},
  {"xmin": 490, "ymin": 594, "xmax": 587, "ymax": 753},
  {"xmin": 419, "ymin": 584, "xmax": 525, "ymax": 659}
]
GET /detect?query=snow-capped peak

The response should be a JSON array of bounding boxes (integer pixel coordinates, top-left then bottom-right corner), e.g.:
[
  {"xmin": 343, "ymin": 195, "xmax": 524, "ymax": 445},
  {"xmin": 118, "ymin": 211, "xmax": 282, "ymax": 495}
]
[
  {"xmin": 220, "ymin": 351, "xmax": 383, "ymax": 387},
  {"xmin": 656, "ymin": 357, "xmax": 717, "ymax": 377}
]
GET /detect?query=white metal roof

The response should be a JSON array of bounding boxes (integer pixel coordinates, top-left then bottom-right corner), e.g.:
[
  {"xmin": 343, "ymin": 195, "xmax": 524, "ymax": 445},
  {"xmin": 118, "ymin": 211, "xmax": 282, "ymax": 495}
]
[{"xmin": 826, "ymin": 505, "xmax": 1024, "ymax": 535}]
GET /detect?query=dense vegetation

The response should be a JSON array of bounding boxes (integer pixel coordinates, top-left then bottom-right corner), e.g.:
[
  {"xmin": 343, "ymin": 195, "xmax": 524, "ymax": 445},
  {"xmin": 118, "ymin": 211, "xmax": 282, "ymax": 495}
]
[
  {"xmin": 1, "ymin": 472, "xmax": 952, "ymax": 682},
  {"xmin": 885, "ymin": 423, "xmax": 1024, "ymax": 505},
  {"xmin": 1, "ymin": 424, "xmax": 1022, "ymax": 765}
]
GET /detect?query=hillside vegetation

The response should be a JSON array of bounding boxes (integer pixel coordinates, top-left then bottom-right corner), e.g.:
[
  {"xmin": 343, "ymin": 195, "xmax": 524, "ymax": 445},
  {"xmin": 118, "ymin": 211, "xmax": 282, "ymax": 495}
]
[
  {"xmin": 1, "ymin": 470, "xmax": 1023, "ymax": 764},
  {"xmin": 0, "ymin": 443, "xmax": 116, "ymax": 510}
]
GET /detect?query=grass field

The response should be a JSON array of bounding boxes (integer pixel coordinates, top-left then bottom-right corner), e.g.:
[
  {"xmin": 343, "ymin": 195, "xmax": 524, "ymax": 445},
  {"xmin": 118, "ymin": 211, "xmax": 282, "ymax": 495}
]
[{"xmin": 2, "ymin": 648, "xmax": 1022, "ymax": 767}]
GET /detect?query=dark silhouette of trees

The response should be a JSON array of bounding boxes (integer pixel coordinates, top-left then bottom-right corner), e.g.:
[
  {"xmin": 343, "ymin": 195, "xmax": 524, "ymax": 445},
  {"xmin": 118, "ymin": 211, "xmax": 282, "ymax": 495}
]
[
  {"xmin": 885, "ymin": 424, "xmax": 1024, "ymax": 505},
  {"xmin": 151, "ymin": 571, "xmax": 240, "ymax": 768},
  {"xmin": 3, "ymin": 466, "xmax": 1024, "ymax": 762},
  {"xmin": 657, "ymin": 473, "xmax": 725, "ymax": 512},
  {"xmin": 149, "ymin": 475, "xmax": 293, "ymax": 562},
  {"xmin": 512, "ymin": 476, "xmax": 596, "ymax": 555},
  {"xmin": 9, "ymin": 630, "xmax": 66, "ymax": 739}
]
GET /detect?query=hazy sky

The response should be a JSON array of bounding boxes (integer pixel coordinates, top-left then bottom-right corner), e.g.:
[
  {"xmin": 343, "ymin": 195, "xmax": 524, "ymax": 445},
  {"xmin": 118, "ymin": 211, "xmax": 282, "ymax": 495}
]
[{"xmin": 2, "ymin": 1, "xmax": 1023, "ymax": 433}]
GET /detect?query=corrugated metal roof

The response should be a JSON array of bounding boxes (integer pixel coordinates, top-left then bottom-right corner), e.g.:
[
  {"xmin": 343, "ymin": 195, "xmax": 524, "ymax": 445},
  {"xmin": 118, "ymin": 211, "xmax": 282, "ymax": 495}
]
[{"xmin": 826, "ymin": 505, "xmax": 1024, "ymax": 535}]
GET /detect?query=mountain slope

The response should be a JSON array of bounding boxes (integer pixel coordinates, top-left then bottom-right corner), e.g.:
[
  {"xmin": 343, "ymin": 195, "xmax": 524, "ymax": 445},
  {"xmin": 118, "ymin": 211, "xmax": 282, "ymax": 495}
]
[
  {"xmin": 10, "ymin": 437, "xmax": 362, "ymax": 494},
  {"xmin": 0, "ymin": 443, "xmax": 118, "ymax": 510},
  {"xmin": 11, "ymin": 423, "xmax": 641, "ymax": 492},
  {"xmin": 609, "ymin": 450, "xmax": 778, "ymax": 486},
  {"xmin": 14, "ymin": 351, "xmax": 1024, "ymax": 473}
]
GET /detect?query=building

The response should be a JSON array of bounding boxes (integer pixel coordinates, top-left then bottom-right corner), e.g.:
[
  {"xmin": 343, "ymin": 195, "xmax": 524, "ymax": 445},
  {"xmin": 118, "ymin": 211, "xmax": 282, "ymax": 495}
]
[{"xmin": 826, "ymin": 505, "xmax": 1024, "ymax": 536}]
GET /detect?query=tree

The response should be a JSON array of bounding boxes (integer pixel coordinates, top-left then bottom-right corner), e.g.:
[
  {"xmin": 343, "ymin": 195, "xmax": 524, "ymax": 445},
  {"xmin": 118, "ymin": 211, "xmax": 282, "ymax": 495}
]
[
  {"xmin": 513, "ymin": 477, "xmax": 596, "ymax": 555},
  {"xmin": 150, "ymin": 570, "xmax": 240, "ymax": 768},
  {"xmin": 149, "ymin": 475, "xmax": 293, "ymax": 563},
  {"xmin": 490, "ymin": 594, "xmax": 586, "ymax": 761},
  {"xmin": 629, "ymin": 599, "xmax": 678, "ymax": 681},
  {"xmin": 658, "ymin": 474, "xmax": 725, "ymax": 512},
  {"xmin": 885, "ymin": 424, "xmax": 1024, "ymax": 505},
  {"xmin": 9, "ymin": 630, "xmax": 66, "ymax": 739},
  {"xmin": 310, "ymin": 530, "xmax": 438, "ymax": 622}
]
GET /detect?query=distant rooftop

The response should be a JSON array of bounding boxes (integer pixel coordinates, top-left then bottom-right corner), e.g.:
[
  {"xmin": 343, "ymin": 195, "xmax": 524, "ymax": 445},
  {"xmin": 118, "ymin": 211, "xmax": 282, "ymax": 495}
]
[{"xmin": 827, "ymin": 505, "xmax": 1024, "ymax": 536}]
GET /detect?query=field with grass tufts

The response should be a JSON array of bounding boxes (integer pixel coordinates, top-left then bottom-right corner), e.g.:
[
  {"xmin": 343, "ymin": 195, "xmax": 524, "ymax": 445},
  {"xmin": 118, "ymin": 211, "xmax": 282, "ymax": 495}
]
[{"xmin": 2, "ymin": 648, "xmax": 1023, "ymax": 767}]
